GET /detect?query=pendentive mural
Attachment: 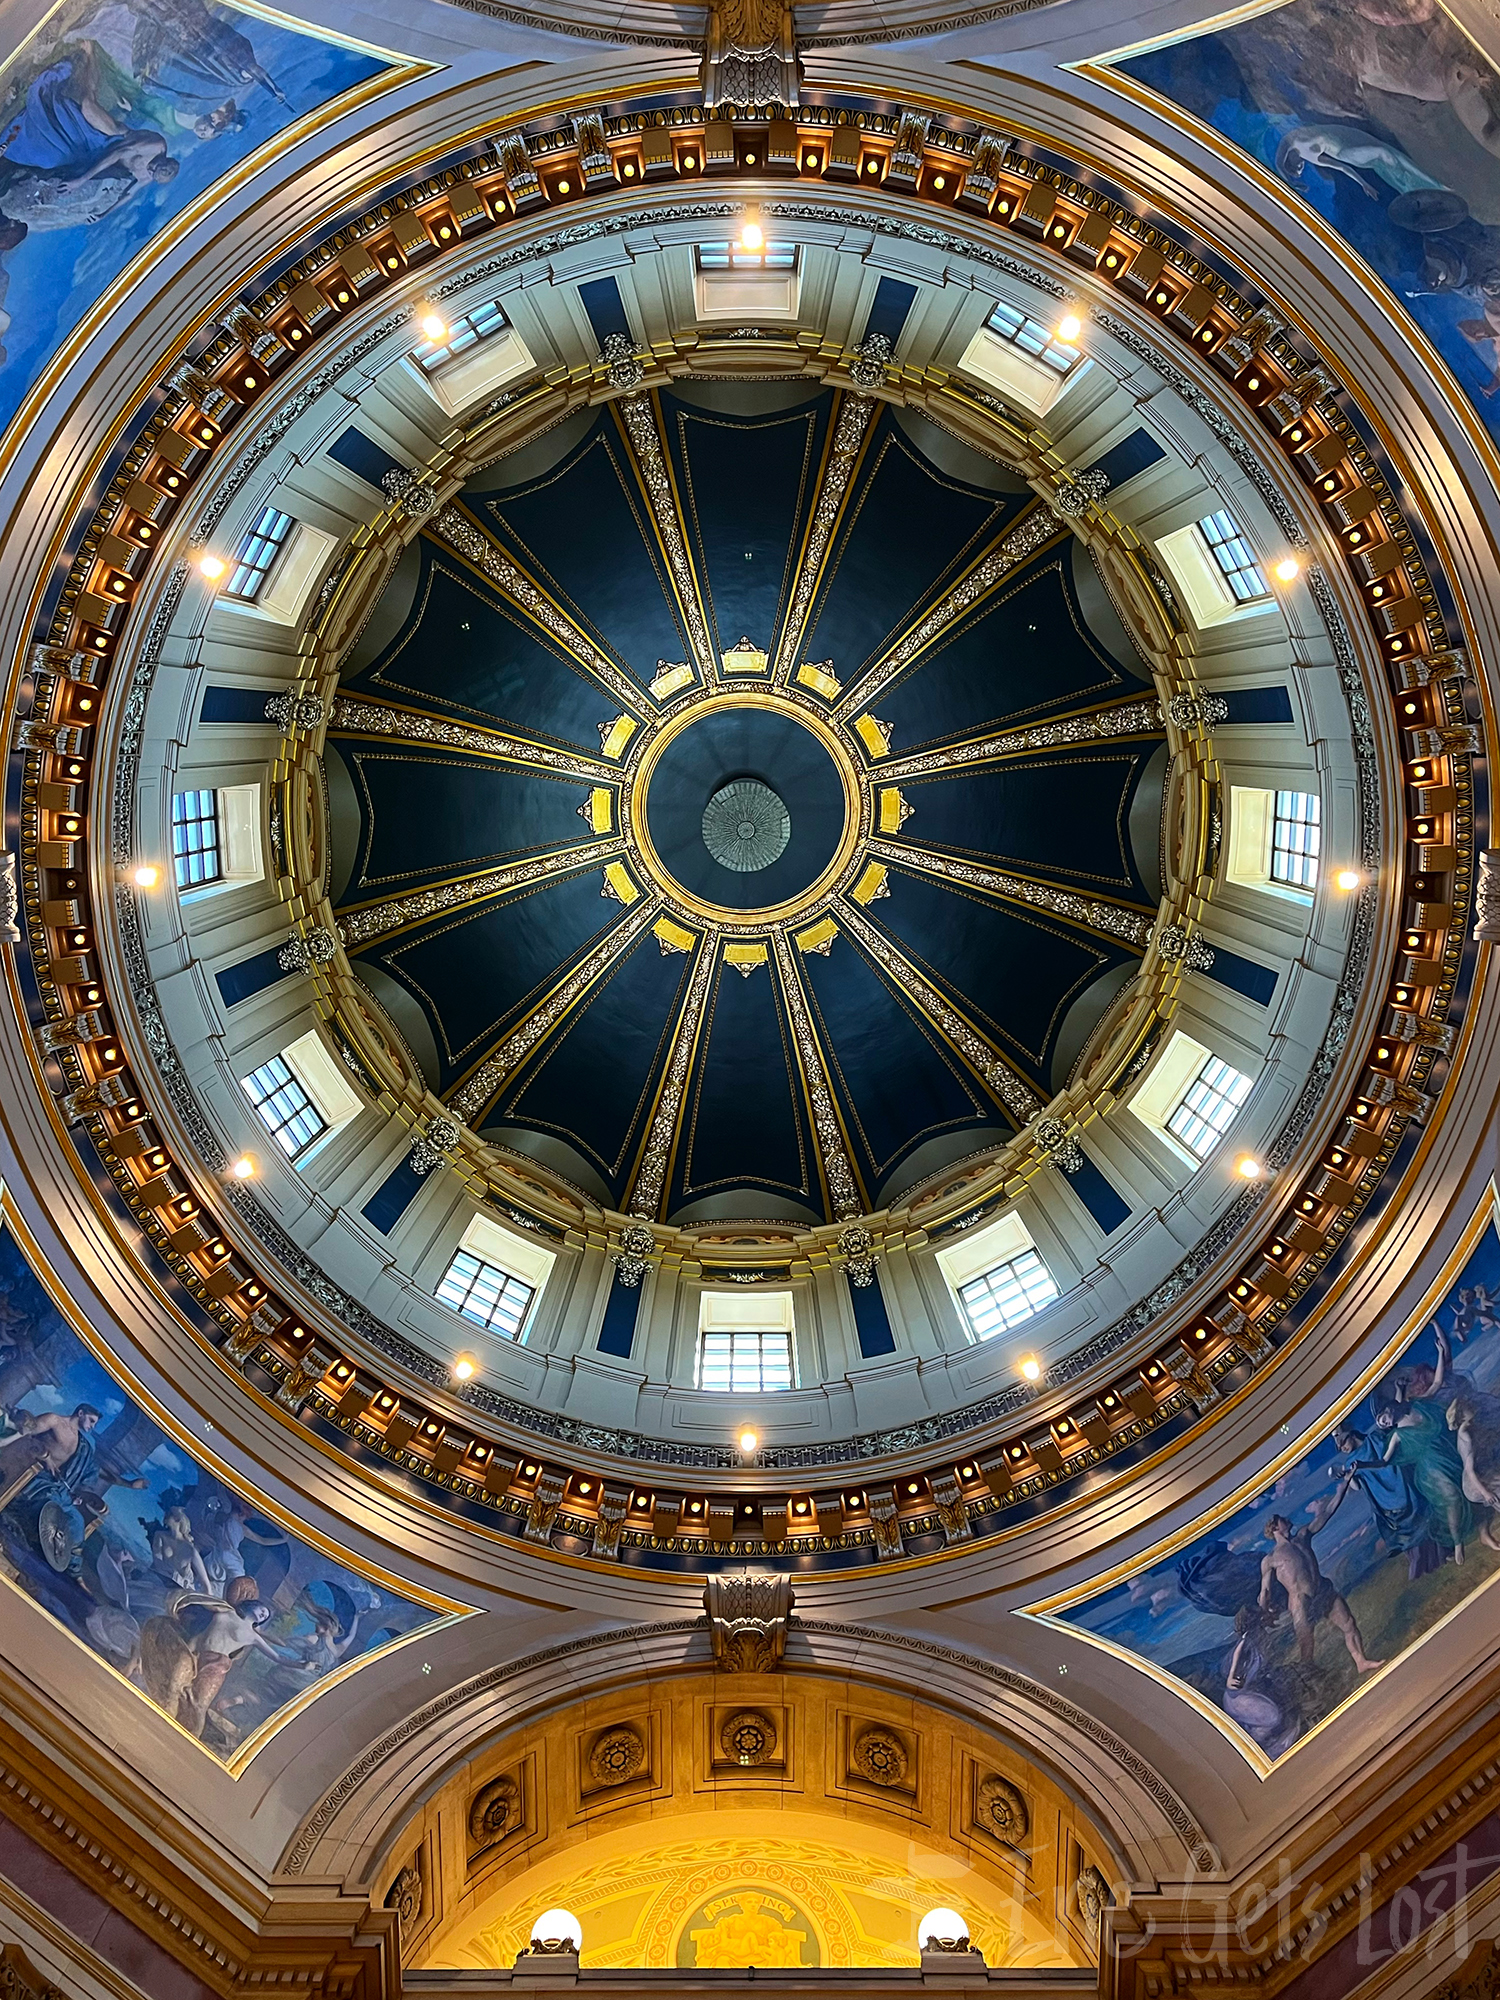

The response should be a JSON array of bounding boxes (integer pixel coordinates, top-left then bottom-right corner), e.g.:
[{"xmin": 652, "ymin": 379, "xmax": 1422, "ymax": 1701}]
[
  {"xmin": 0, "ymin": 1204, "xmax": 449, "ymax": 1764},
  {"xmin": 0, "ymin": 0, "xmax": 397, "ymax": 442},
  {"xmin": 1036, "ymin": 1194, "xmax": 1500, "ymax": 1763},
  {"xmin": 1106, "ymin": 0, "xmax": 1500, "ymax": 447}
]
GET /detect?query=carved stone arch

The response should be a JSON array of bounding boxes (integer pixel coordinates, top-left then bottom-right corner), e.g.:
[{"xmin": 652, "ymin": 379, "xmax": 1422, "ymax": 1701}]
[{"xmin": 279, "ymin": 1619, "xmax": 1212, "ymax": 1895}]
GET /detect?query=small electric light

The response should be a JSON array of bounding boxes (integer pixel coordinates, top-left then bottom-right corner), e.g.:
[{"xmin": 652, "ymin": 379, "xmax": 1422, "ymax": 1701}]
[
  {"xmin": 230, "ymin": 1155, "xmax": 257, "ymax": 1180},
  {"xmin": 419, "ymin": 311, "xmax": 447, "ymax": 341},
  {"xmin": 132, "ymin": 864, "xmax": 159, "ymax": 889},
  {"xmin": 452, "ymin": 1356, "xmax": 476, "ymax": 1381},
  {"xmin": 1020, "ymin": 1355, "xmax": 1041, "ymax": 1383},
  {"xmin": 1274, "ymin": 556, "xmax": 1302, "ymax": 584},
  {"xmin": 1236, "ymin": 1155, "xmax": 1264, "ymax": 1180},
  {"xmin": 920, "ymin": 1909, "xmax": 968, "ymax": 1952},
  {"xmin": 531, "ymin": 1910, "xmax": 582, "ymax": 1953},
  {"xmin": 739, "ymin": 1428, "xmax": 758, "ymax": 1454},
  {"xmin": 739, "ymin": 208, "xmax": 764, "ymax": 253},
  {"xmin": 1336, "ymin": 867, "xmax": 1362, "ymax": 891},
  {"xmin": 198, "ymin": 554, "xmax": 225, "ymax": 581},
  {"xmin": 1057, "ymin": 312, "xmax": 1083, "ymax": 342}
]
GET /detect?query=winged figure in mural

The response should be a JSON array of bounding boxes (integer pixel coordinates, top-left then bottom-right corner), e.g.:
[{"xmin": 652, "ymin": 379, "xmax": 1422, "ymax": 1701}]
[{"xmin": 128, "ymin": 0, "xmax": 287, "ymax": 105}]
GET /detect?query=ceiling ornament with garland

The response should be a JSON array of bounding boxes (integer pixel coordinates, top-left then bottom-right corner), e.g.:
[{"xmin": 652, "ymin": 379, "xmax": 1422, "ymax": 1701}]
[{"xmin": 10, "ymin": 91, "xmax": 1476, "ymax": 1575}]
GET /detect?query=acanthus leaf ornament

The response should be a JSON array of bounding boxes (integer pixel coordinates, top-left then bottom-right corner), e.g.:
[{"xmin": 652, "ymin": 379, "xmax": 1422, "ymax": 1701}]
[
  {"xmin": 380, "ymin": 466, "xmax": 437, "ymax": 518},
  {"xmin": 277, "ymin": 926, "xmax": 340, "ymax": 974}
]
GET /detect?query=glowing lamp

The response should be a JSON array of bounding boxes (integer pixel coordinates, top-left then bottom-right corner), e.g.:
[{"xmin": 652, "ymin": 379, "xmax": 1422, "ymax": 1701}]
[
  {"xmin": 530, "ymin": 1909, "xmax": 582, "ymax": 1954},
  {"xmin": 1235, "ymin": 1155, "xmax": 1264, "ymax": 1180},
  {"xmin": 198, "ymin": 555, "xmax": 225, "ymax": 581},
  {"xmin": 230, "ymin": 1155, "xmax": 257, "ymax": 1181},
  {"xmin": 1335, "ymin": 868, "xmax": 1362, "ymax": 892},
  {"xmin": 1273, "ymin": 556, "xmax": 1302, "ymax": 584},
  {"xmin": 1057, "ymin": 313, "xmax": 1083, "ymax": 342},
  {"xmin": 1020, "ymin": 1355, "xmax": 1041, "ymax": 1383},
  {"xmin": 920, "ymin": 1909, "xmax": 969, "ymax": 1952},
  {"xmin": 452, "ymin": 1356, "xmax": 476, "ymax": 1382},
  {"xmin": 132, "ymin": 865, "xmax": 159, "ymax": 890},
  {"xmin": 738, "ymin": 208, "xmax": 764, "ymax": 253},
  {"xmin": 738, "ymin": 1428, "xmax": 758, "ymax": 1454},
  {"xmin": 419, "ymin": 311, "xmax": 447, "ymax": 341}
]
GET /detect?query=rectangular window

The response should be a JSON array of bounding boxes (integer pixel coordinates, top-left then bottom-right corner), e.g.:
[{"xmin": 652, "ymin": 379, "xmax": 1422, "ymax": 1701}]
[
  {"xmin": 1271, "ymin": 789, "xmax": 1321, "ymax": 890},
  {"xmin": 413, "ymin": 298, "xmax": 510, "ymax": 372},
  {"xmin": 1166, "ymin": 1052, "xmax": 1254, "ymax": 1159},
  {"xmin": 1196, "ymin": 510, "xmax": 1269, "ymax": 604},
  {"xmin": 240, "ymin": 1054, "xmax": 327, "ymax": 1160},
  {"xmin": 957, "ymin": 1249, "xmax": 1059, "ymax": 1341},
  {"xmin": 171, "ymin": 788, "xmax": 221, "ymax": 889},
  {"xmin": 225, "ymin": 505, "xmax": 294, "ymax": 602},
  {"xmin": 696, "ymin": 1329, "xmax": 794, "ymax": 1393},
  {"xmin": 695, "ymin": 240, "xmax": 798, "ymax": 272},
  {"xmin": 436, "ymin": 1247, "xmax": 535, "ymax": 1339},
  {"xmin": 985, "ymin": 298, "xmax": 1081, "ymax": 374}
]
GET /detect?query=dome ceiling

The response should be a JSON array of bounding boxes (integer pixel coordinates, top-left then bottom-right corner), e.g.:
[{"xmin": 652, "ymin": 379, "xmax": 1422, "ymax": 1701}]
[{"xmin": 329, "ymin": 390, "xmax": 1163, "ymax": 1221}]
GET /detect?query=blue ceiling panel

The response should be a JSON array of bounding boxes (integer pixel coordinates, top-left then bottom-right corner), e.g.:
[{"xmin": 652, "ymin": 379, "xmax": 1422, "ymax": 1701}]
[
  {"xmin": 801, "ymin": 940, "xmax": 1000, "ymax": 1191},
  {"xmin": 350, "ymin": 541, "xmax": 614, "ymax": 749},
  {"xmin": 674, "ymin": 955, "xmax": 816, "ymax": 1208},
  {"xmin": 900, "ymin": 749, "xmax": 1158, "ymax": 897},
  {"xmin": 800, "ymin": 413, "xmax": 1029, "ymax": 679},
  {"xmin": 372, "ymin": 871, "xmax": 618, "ymax": 1084},
  {"xmin": 663, "ymin": 387, "xmax": 830, "ymax": 660},
  {"xmin": 336, "ymin": 744, "xmax": 590, "ymax": 894},
  {"xmin": 501, "ymin": 931, "xmax": 695, "ymax": 1192},
  {"xmin": 862, "ymin": 870, "xmax": 1123, "ymax": 1076},
  {"xmin": 481, "ymin": 414, "xmax": 687, "ymax": 684},
  {"xmin": 874, "ymin": 547, "xmax": 1152, "ymax": 751}
]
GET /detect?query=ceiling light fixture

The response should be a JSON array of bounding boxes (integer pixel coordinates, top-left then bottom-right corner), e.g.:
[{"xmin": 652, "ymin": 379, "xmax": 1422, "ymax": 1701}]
[
  {"xmin": 1020, "ymin": 1355, "xmax": 1041, "ymax": 1383},
  {"xmin": 230, "ymin": 1155, "xmax": 257, "ymax": 1180},
  {"xmin": 1235, "ymin": 1155, "xmax": 1265, "ymax": 1180},
  {"xmin": 1273, "ymin": 556, "xmax": 1302, "ymax": 584},
  {"xmin": 738, "ymin": 207, "xmax": 764, "ymax": 253},
  {"xmin": 452, "ymin": 1356, "xmax": 476, "ymax": 1381},
  {"xmin": 132, "ymin": 865, "xmax": 159, "ymax": 889},
  {"xmin": 198, "ymin": 554, "xmax": 225, "ymax": 581},
  {"xmin": 738, "ymin": 1428, "xmax": 758, "ymax": 1454},
  {"xmin": 419, "ymin": 311, "xmax": 447, "ymax": 341},
  {"xmin": 1057, "ymin": 312, "xmax": 1083, "ymax": 342},
  {"xmin": 1335, "ymin": 867, "xmax": 1362, "ymax": 891}
]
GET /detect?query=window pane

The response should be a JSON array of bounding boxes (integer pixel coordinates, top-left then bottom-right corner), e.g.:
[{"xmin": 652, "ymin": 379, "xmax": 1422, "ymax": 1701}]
[
  {"xmin": 240, "ymin": 1054, "xmax": 326, "ymax": 1160},
  {"xmin": 695, "ymin": 241, "xmax": 798, "ymax": 272},
  {"xmin": 225, "ymin": 506, "xmax": 294, "ymax": 601},
  {"xmin": 696, "ymin": 1329, "xmax": 793, "ymax": 1392},
  {"xmin": 958, "ymin": 1249, "xmax": 1059, "ymax": 1341},
  {"xmin": 436, "ymin": 1248, "xmax": 534, "ymax": 1339},
  {"xmin": 985, "ymin": 298, "xmax": 1080, "ymax": 373},
  {"xmin": 1197, "ymin": 509, "xmax": 1269, "ymax": 602},
  {"xmin": 1271, "ymin": 789, "xmax": 1321, "ymax": 890},
  {"xmin": 413, "ymin": 299, "xmax": 511, "ymax": 373},
  {"xmin": 1167, "ymin": 1053, "xmax": 1254, "ymax": 1159},
  {"xmin": 171, "ymin": 788, "xmax": 222, "ymax": 888}
]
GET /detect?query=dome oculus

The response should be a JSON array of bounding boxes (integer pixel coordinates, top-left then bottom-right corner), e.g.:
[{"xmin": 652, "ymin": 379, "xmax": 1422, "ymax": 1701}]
[{"xmin": 702, "ymin": 779, "xmax": 791, "ymax": 872}]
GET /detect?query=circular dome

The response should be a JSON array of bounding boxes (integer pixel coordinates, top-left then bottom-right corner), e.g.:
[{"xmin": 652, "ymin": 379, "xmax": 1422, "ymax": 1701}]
[{"xmin": 701, "ymin": 778, "xmax": 791, "ymax": 875}]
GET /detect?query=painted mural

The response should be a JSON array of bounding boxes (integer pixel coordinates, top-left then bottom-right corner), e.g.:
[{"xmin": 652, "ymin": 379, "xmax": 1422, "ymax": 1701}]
[
  {"xmin": 1111, "ymin": 0, "xmax": 1500, "ymax": 447},
  {"xmin": 1043, "ymin": 1208, "xmax": 1500, "ymax": 1762},
  {"xmin": 0, "ymin": 0, "xmax": 394, "ymax": 442},
  {"xmin": 0, "ymin": 1211, "xmax": 445, "ymax": 1762}
]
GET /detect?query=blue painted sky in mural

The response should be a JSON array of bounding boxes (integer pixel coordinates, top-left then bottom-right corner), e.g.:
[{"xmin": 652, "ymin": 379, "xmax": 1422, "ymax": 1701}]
[
  {"xmin": 0, "ymin": 1215, "xmax": 444, "ymax": 1763},
  {"xmin": 1114, "ymin": 0, "xmax": 1500, "ymax": 449},
  {"xmin": 0, "ymin": 0, "xmax": 391, "ymax": 442},
  {"xmin": 1050, "ymin": 1214, "xmax": 1500, "ymax": 1761}
]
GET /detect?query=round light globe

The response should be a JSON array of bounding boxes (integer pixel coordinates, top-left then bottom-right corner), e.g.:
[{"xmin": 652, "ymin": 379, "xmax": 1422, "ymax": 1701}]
[
  {"xmin": 419, "ymin": 312, "xmax": 447, "ymax": 341},
  {"xmin": 738, "ymin": 1429, "xmax": 758, "ymax": 1454},
  {"xmin": 1335, "ymin": 868, "xmax": 1362, "ymax": 892},
  {"xmin": 1273, "ymin": 556, "xmax": 1302, "ymax": 584},
  {"xmin": 1235, "ymin": 1155, "xmax": 1264, "ymax": 1180},
  {"xmin": 919, "ymin": 1908, "xmax": 968, "ymax": 1951},
  {"xmin": 1057, "ymin": 313, "xmax": 1082, "ymax": 342},
  {"xmin": 1020, "ymin": 1355, "xmax": 1041, "ymax": 1383},
  {"xmin": 531, "ymin": 1909, "xmax": 582, "ymax": 1953},
  {"xmin": 132, "ymin": 865, "xmax": 159, "ymax": 890}
]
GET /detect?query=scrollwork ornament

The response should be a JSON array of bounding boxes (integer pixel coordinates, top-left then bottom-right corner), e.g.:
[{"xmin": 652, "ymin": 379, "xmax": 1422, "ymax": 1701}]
[
  {"xmin": 1167, "ymin": 693, "xmax": 1229, "ymax": 730},
  {"xmin": 381, "ymin": 466, "xmax": 436, "ymax": 517},
  {"xmin": 838, "ymin": 1222, "xmax": 879, "ymax": 1287},
  {"xmin": 1031, "ymin": 1115, "xmax": 1084, "ymax": 1175},
  {"xmin": 1154, "ymin": 923, "xmax": 1215, "ymax": 971},
  {"xmin": 601, "ymin": 330, "xmax": 645, "ymax": 392},
  {"xmin": 614, "ymin": 1222, "xmax": 656, "ymax": 1287},
  {"xmin": 277, "ymin": 926, "xmax": 340, "ymax": 974},
  {"xmin": 264, "ymin": 690, "xmax": 327, "ymax": 731},
  {"xmin": 1077, "ymin": 1864, "xmax": 1111, "ymax": 1941},
  {"xmin": 1051, "ymin": 467, "xmax": 1110, "ymax": 518},
  {"xmin": 848, "ymin": 331, "xmax": 893, "ymax": 390},
  {"xmin": 409, "ymin": 1117, "xmax": 460, "ymax": 1176}
]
